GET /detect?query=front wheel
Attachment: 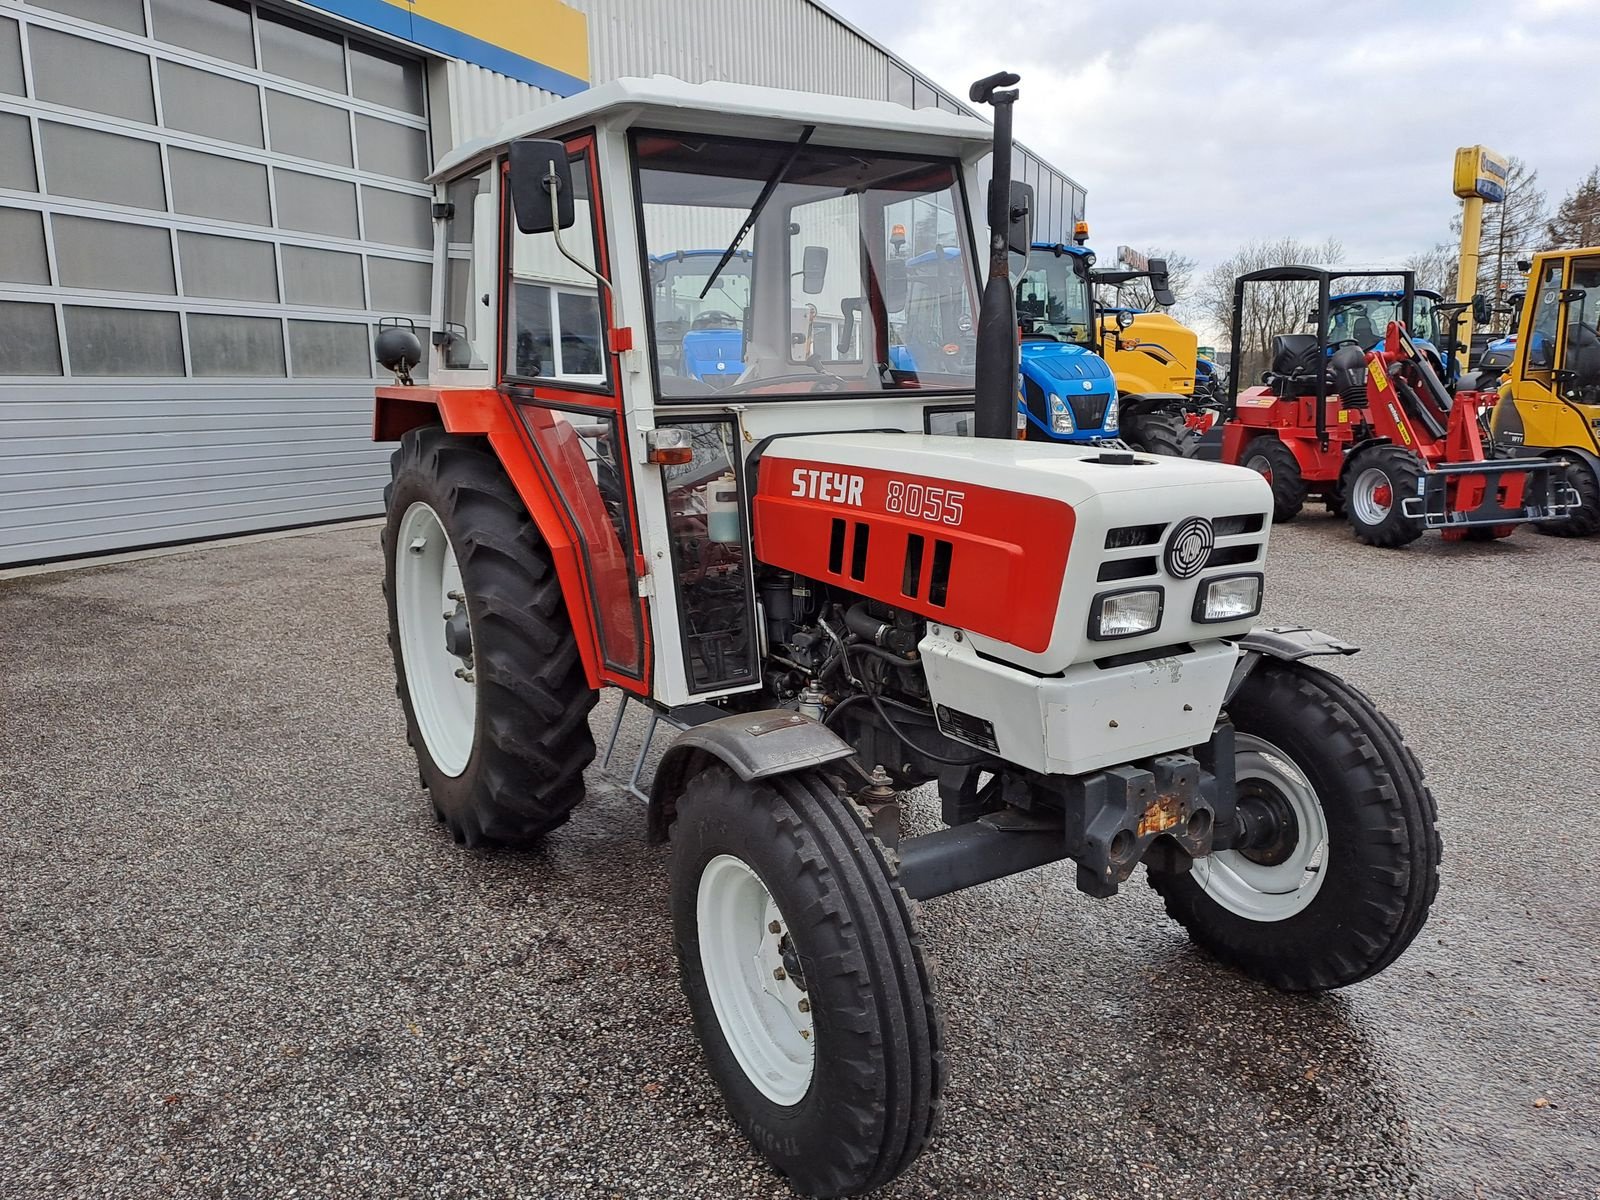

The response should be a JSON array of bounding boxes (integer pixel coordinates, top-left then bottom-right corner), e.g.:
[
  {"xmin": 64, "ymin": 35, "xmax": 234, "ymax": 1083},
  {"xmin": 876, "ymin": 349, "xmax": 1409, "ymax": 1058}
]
[
  {"xmin": 1535, "ymin": 454, "xmax": 1600, "ymax": 537},
  {"xmin": 670, "ymin": 767, "xmax": 944, "ymax": 1197},
  {"xmin": 1121, "ymin": 409, "xmax": 1196, "ymax": 458},
  {"xmin": 1345, "ymin": 444, "xmax": 1426, "ymax": 547},
  {"xmin": 1148, "ymin": 660, "xmax": 1441, "ymax": 992}
]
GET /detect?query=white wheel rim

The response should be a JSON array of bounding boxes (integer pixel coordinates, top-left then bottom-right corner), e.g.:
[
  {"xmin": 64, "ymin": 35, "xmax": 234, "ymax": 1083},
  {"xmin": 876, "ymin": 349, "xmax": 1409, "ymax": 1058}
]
[
  {"xmin": 1350, "ymin": 465, "xmax": 1394, "ymax": 525},
  {"xmin": 1191, "ymin": 733, "xmax": 1329, "ymax": 922},
  {"xmin": 395, "ymin": 501, "xmax": 476, "ymax": 777},
  {"xmin": 697, "ymin": 854, "xmax": 816, "ymax": 1106}
]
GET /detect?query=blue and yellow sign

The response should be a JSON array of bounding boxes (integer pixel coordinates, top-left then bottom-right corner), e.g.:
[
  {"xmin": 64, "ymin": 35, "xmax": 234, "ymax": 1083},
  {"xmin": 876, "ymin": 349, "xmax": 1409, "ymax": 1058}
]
[
  {"xmin": 1453, "ymin": 145, "xmax": 1509, "ymax": 204},
  {"xmin": 302, "ymin": 0, "xmax": 590, "ymax": 96}
]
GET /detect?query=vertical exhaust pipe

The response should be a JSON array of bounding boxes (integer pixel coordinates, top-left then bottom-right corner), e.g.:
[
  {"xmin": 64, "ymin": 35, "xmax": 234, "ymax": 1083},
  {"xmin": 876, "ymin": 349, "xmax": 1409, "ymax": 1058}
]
[{"xmin": 969, "ymin": 70, "xmax": 1022, "ymax": 441}]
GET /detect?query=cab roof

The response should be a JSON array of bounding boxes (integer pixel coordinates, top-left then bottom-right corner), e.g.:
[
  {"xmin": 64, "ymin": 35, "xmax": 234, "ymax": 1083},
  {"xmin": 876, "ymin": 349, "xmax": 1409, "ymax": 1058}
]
[{"xmin": 431, "ymin": 74, "xmax": 998, "ymax": 183}]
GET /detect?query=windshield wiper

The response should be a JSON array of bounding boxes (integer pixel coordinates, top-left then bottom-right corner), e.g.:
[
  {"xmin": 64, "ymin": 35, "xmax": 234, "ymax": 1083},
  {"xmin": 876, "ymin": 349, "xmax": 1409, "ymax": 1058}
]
[{"xmin": 699, "ymin": 125, "xmax": 815, "ymax": 300}]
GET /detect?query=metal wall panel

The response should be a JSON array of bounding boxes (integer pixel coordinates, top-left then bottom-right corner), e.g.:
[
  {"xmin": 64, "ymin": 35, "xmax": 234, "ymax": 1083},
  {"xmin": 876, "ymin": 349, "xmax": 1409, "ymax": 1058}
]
[{"xmin": 0, "ymin": 0, "xmax": 431, "ymax": 565}]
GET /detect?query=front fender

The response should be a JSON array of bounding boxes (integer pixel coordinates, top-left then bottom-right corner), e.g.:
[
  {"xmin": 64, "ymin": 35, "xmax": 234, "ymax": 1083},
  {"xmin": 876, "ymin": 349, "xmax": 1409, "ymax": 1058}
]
[
  {"xmin": 1225, "ymin": 625, "xmax": 1359, "ymax": 703},
  {"xmin": 647, "ymin": 711, "xmax": 856, "ymax": 842}
]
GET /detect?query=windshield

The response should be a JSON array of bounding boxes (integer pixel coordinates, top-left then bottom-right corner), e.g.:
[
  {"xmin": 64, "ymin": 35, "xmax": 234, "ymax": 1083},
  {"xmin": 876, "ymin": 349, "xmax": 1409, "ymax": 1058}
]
[
  {"xmin": 1328, "ymin": 293, "xmax": 1438, "ymax": 345},
  {"xmin": 633, "ymin": 131, "xmax": 977, "ymax": 398},
  {"xmin": 1015, "ymin": 249, "xmax": 1092, "ymax": 344}
]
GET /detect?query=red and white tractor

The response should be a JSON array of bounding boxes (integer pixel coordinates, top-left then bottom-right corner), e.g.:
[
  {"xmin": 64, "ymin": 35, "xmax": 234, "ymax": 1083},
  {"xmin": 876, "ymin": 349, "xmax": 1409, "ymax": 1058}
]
[{"xmin": 371, "ymin": 71, "xmax": 1441, "ymax": 1197}]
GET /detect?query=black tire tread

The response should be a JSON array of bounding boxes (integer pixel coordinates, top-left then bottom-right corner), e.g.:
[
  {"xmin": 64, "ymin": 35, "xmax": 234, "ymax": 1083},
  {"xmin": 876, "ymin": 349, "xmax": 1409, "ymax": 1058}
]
[
  {"xmin": 1123, "ymin": 409, "xmax": 1195, "ymax": 458},
  {"xmin": 671, "ymin": 768, "xmax": 944, "ymax": 1196},
  {"xmin": 1149, "ymin": 660, "xmax": 1441, "ymax": 992},
  {"xmin": 382, "ymin": 426, "xmax": 597, "ymax": 847},
  {"xmin": 1345, "ymin": 443, "xmax": 1426, "ymax": 548},
  {"xmin": 1240, "ymin": 434, "xmax": 1307, "ymax": 522},
  {"xmin": 1535, "ymin": 454, "xmax": 1600, "ymax": 537}
]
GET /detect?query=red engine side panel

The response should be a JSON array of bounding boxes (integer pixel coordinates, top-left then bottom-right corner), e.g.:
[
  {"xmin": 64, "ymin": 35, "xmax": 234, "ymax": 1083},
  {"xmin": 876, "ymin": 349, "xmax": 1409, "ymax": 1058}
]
[{"xmin": 752, "ymin": 457, "xmax": 1075, "ymax": 655}]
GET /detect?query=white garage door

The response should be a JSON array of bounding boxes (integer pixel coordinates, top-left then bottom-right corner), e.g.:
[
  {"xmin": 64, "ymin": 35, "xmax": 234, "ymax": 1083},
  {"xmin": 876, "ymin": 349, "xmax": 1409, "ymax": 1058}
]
[{"xmin": 0, "ymin": 0, "xmax": 435, "ymax": 565}]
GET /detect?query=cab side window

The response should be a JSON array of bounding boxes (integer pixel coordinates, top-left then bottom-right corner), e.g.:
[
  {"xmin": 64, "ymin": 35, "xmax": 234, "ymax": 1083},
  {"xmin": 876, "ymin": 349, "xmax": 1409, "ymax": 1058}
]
[
  {"xmin": 442, "ymin": 168, "xmax": 492, "ymax": 370},
  {"xmin": 505, "ymin": 148, "xmax": 609, "ymax": 388},
  {"xmin": 1528, "ymin": 260, "xmax": 1563, "ymax": 370}
]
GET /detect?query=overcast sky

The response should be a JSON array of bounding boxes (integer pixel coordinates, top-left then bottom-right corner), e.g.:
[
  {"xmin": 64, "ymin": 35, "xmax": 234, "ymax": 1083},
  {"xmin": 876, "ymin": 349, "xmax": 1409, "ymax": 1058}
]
[{"xmin": 825, "ymin": 0, "xmax": 1600, "ymax": 283}]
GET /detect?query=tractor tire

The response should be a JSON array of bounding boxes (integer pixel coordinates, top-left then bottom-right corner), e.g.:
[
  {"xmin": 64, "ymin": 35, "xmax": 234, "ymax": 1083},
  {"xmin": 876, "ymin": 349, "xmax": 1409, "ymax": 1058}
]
[
  {"xmin": 1345, "ymin": 444, "xmax": 1426, "ymax": 548},
  {"xmin": 1148, "ymin": 660, "xmax": 1441, "ymax": 992},
  {"xmin": 382, "ymin": 425, "xmax": 597, "ymax": 848},
  {"xmin": 1323, "ymin": 484, "xmax": 1347, "ymax": 519},
  {"xmin": 1240, "ymin": 436, "xmax": 1307, "ymax": 523},
  {"xmin": 1535, "ymin": 454, "xmax": 1600, "ymax": 537},
  {"xmin": 1121, "ymin": 409, "xmax": 1195, "ymax": 458},
  {"xmin": 670, "ymin": 765, "xmax": 944, "ymax": 1197}
]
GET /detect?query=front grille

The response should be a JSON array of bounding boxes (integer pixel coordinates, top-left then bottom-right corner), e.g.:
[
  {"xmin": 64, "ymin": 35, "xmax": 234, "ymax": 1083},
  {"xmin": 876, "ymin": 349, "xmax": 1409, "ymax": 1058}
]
[
  {"xmin": 1070, "ymin": 392, "xmax": 1110, "ymax": 429},
  {"xmin": 1106, "ymin": 523, "xmax": 1165, "ymax": 549}
]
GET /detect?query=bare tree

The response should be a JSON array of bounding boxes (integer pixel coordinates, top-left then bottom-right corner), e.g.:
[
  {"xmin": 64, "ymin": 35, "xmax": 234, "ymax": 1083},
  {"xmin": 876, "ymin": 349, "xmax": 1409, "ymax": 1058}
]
[
  {"xmin": 1198, "ymin": 236, "xmax": 1344, "ymax": 384},
  {"xmin": 1404, "ymin": 242, "xmax": 1458, "ymax": 297},
  {"xmin": 1547, "ymin": 166, "xmax": 1600, "ymax": 248}
]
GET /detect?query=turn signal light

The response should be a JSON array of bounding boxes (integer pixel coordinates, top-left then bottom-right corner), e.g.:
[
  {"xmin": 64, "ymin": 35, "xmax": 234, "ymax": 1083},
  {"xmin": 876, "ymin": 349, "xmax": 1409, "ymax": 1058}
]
[{"xmin": 646, "ymin": 427, "xmax": 694, "ymax": 465}]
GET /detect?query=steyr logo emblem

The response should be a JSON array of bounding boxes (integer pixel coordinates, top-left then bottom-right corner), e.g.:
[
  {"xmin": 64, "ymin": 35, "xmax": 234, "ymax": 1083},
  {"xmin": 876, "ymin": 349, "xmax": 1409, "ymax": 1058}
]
[
  {"xmin": 1164, "ymin": 516, "xmax": 1214, "ymax": 579},
  {"xmin": 791, "ymin": 467, "xmax": 864, "ymax": 507}
]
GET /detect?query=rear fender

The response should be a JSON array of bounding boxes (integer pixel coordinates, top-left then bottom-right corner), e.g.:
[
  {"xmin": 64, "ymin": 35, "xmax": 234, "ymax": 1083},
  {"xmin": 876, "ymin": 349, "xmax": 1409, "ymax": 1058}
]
[
  {"xmin": 647, "ymin": 712, "xmax": 857, "ymax": 842},
  {"xmin": 1225, "ymin": 625, "xmax": 1359, "ymax": 703},
  {"xmin": 375, "ymin": 385, "xmax": 609, "ymax": 691}
]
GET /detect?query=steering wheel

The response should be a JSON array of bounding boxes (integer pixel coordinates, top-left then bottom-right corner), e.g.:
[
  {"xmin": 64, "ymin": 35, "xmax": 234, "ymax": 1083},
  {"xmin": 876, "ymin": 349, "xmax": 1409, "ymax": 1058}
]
[
  {"xmin": 690, "ymin": 311, "xmax": 740, "ymax": 331},
  {"xmin": 719, "ymin": 371, "xmax": 851, "ymax": 396}
]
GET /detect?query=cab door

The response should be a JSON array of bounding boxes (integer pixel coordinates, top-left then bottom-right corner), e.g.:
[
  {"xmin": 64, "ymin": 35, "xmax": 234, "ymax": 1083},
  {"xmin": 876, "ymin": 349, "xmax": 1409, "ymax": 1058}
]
[{"xmin": 497, "ymin": 133, "xmax": 651, "ymax": 693}]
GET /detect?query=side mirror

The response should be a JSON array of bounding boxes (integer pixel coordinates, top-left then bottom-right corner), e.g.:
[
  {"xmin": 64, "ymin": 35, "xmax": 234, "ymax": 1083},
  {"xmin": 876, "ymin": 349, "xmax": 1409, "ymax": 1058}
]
[
  {"xmin": 1472, "ymin": 293, "xmax": 1492, "ymax": 325},
  {"xmin": 1007, "ymin": 181, "xmax": 1033, "ymax": 258},
  {"xmin": 801, "ymin": 245, "xmax": 828, "ymax": 295},
  {"xmin": 1146, "ymin": 257, "xmax": 1175, "ymax": 308},
  {"xmin": 1116, "ymin": 309, "xmax": 1135, "ymax": 330},
  {"xmin": 509, "ymin": 138, "xmax": 575, "ymax": 234},
  {"xmin": 884, "ymin": 258, "xmax": 908, "ymax": 314}
]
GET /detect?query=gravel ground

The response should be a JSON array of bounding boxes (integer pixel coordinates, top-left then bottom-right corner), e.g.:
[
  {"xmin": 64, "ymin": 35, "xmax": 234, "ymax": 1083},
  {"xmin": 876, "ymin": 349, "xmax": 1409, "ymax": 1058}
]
[{"xmin": 2, "ymin": 515, "xmax": 1598, "ymax": 1200}]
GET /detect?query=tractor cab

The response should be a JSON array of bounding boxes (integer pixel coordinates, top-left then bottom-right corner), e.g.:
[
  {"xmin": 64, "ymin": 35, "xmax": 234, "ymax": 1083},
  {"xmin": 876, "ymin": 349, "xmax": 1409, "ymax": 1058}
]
[{"xmin": 1011, "ymin": 242, "xmax": 1118, "ymax": 442}]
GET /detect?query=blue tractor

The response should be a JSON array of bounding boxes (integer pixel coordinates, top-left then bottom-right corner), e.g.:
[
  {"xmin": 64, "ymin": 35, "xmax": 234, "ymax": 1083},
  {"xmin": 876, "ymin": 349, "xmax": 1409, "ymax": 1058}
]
[
  {"xmin": 648, "ymin": 248, "xmax": 752, "ymax": 385},
  {"xmin": 1327, "ymin": 287, "xmax": 1452, "ymax": 381}
]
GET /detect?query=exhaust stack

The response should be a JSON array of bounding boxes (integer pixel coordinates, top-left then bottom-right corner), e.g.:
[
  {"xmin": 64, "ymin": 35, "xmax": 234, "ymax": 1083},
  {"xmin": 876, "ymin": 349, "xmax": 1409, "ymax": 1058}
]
[{"xmin": 969, "ymin": 70, "xmax": 1023, "ymax": 441}]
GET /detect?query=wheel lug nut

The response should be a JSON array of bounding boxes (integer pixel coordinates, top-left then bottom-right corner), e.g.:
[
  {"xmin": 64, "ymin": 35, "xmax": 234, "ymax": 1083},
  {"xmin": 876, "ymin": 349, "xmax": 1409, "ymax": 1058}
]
[
  {"xmin": 454, "ymin": 668, "xmax": 475, "ymax": 683},
  {"xmin": 773, "ymin": 967, "xmax": 786, "ymax": 981},
  {"xmin": 767, "ymin": 921, "xmax": 781, "ymax": 934},
  {"xmin": 447, "ymin": 590, "xmax": 464, "ymax": 601},
  {"xmin": 797, "ymin": 998, "xmax": 811, "ymax": 1013}
]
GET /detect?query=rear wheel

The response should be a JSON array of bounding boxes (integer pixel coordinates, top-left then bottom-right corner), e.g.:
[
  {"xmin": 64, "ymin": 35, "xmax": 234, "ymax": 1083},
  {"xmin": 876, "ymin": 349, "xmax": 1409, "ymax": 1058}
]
[
  {"xmin": 670, "ymin": 766, "xmax": 943, "ymax": 1197},
  {"xmin": 383, "ymin": 425, "xmax": 598, "ymax": 847},
  {"xmin": 1535, "ymin": 454, "xmax": 1600, "ymax": 537},
  {"xmin": 1122, "ymin": 409, "xmax": 1195, "ymax": 458},
  {"xmin": 1148, "ymin": 660, "xmax": 1441, "ymax": 992},
  {"xmin": 1240, "ymin": 435, "xmax": 1307, "ymax": 522},
  {"xmin": 1345, "ymin": 444, "xmax": 1426, "ymax": 547}
]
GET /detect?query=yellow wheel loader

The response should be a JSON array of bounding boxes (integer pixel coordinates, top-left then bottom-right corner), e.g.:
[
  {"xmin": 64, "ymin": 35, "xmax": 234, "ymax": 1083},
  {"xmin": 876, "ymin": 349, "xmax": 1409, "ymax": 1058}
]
[{"xmin": 1486, "ymin": 246, "xmax": 1600, "ymax": 536}]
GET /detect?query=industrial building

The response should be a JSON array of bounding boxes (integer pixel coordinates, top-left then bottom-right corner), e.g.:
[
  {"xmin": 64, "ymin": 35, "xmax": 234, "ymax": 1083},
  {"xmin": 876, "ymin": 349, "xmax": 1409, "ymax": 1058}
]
[{"xmin": 0, "ymin": 0, "xmax": 1085, "ymax": 564}]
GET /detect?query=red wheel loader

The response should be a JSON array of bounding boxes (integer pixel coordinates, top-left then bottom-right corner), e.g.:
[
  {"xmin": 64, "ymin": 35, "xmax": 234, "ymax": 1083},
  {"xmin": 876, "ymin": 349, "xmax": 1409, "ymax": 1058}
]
[
  {"xmin": 1219, "ymin": 266, "xmax": 1577, "ymax": 547},
  {"xmin": 369, "ymin": 74, "xmax": 1440, "ymax": 1196}
]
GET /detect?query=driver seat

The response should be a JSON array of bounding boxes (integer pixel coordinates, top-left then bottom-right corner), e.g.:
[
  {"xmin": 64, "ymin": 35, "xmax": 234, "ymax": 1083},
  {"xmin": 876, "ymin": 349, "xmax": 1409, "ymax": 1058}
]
[
  {"xmin": 1270, "ymin": 334, "xmax": 1323, "ymax": 394},
  {"xmin": 1352, "ymin": 316, "xmax": 1377, "ymax": 345}
]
